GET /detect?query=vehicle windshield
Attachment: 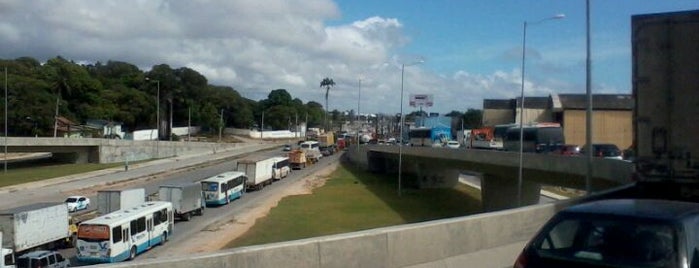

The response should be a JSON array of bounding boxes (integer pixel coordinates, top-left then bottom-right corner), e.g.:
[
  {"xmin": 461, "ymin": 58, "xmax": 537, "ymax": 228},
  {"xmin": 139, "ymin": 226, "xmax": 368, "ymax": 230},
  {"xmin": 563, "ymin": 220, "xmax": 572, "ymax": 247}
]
[
  {"xmin": 533, "ymin": 216, "xmax": 677, "ymax": 267},
  {"xmin": 201, "ymin": 181, "xmax": 219, "ymax": 191},
  {"xmin": 65, "ymin": 197, "xmax": 77, "ymax": 203}
]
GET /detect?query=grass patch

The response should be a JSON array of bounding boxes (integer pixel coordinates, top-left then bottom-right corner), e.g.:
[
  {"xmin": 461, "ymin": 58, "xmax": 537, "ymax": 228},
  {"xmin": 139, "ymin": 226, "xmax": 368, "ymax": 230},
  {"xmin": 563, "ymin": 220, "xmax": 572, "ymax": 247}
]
[
  {"xmin": 226, "ymin": 162, "xmax": 482, "ymax": 248},
  {"xmin": 0, "ymin": 162, "xmax": 137, "ymax": 188}
]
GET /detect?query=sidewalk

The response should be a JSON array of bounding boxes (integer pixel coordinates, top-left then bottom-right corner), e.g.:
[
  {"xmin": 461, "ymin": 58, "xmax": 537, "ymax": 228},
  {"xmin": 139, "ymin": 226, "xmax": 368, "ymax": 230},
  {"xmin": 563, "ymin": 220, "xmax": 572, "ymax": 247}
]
[{"xmin": 0, "ymin": 140, "xmax": 283, "ymax": 194}]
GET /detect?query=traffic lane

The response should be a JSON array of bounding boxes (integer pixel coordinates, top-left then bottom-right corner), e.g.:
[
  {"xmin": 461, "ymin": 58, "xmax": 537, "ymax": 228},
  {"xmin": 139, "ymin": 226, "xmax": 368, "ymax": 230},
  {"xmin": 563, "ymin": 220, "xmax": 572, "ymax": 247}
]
[
  {"xmin": 139, "ymin": 153, "xmax": 342, "ymax": 260},
  {"xmin": 0, "ymin": 144, "xmax": 275, "ymax": 210},
  {"xmin": 65, "ymin": 152, "xmax": 341, "ymax": 266}
]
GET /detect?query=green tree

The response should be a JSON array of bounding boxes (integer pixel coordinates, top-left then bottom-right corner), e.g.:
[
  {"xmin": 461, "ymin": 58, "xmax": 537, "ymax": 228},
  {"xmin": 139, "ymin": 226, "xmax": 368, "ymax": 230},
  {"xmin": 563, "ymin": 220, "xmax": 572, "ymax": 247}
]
[{"xmin": 319, "ymin": 77, "xmax": 335, "ymax": 130}]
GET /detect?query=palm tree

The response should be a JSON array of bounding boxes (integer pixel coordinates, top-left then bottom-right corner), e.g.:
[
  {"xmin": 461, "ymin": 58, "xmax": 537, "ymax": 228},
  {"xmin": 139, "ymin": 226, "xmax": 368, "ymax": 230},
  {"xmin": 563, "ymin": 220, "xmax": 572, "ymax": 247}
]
[{"xmin": 319, "ymin": 77, "xmax": 335, "ymax": 131}]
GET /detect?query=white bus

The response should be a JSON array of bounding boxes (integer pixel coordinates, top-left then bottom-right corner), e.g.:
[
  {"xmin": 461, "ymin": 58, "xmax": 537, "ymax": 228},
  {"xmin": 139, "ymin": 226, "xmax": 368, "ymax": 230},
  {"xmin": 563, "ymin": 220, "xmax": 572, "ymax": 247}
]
[
  {"xmin": 272, "ymin": 156, "xmax": 291, "ymax": 180},
  {"xmin": 200, "ymin": 171, "xmax": 246, "ymax": 206},
  {"xmin": 76, "ymin": 201, "xmax": 174, "ymax": 263}
]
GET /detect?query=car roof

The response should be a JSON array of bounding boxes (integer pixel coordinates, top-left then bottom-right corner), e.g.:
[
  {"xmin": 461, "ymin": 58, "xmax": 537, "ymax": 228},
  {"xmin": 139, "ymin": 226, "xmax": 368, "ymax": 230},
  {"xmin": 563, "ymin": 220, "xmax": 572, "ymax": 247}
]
[
  {"xmin": 563, "ymin": 199, "xmax": 699, "ymax": 221},
  {"xmin": 18, "ymin": 250, "xmax": 53, "ymax": 258}
]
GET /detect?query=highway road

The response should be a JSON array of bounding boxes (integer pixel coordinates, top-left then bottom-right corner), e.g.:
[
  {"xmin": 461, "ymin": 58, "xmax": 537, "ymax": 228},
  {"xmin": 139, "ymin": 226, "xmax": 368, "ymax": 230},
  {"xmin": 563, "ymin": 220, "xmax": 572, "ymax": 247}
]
[{"xmin": 0, "ymin": 143, "xmax": 342, "ymax": 266}]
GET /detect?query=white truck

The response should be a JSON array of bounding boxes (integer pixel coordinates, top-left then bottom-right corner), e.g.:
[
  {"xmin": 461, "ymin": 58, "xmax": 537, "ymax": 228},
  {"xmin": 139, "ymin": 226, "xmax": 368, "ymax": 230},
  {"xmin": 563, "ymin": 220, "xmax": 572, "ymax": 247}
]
[
  {"xmin": 158, "ymin": 183, "xmax": 205, "ymax": 221},
  {"xmin": 96, "ymin": 188, "xmax": 146, "ymax": 215},
  {"xmin": 0, "ymin": 203, "xmax": 71, "ymax": 261},
  {"xmin": 237, "ymin": 156, "xmax": 276, "ymax": 191}
]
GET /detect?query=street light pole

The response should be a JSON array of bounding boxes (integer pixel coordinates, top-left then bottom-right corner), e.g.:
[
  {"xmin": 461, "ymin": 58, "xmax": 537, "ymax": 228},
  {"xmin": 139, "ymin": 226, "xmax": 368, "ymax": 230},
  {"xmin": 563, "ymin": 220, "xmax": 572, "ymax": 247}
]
[
  {"xmin": 518, "ymin": 14, "xmax": 564, "ymax": 206},
  {"xmin": 398, "ymin": 60, "xmax": 424, "ymax": 197},
  {"xmin": 585, "ymin": 0, "xmax": 593, "ymax": 194}
]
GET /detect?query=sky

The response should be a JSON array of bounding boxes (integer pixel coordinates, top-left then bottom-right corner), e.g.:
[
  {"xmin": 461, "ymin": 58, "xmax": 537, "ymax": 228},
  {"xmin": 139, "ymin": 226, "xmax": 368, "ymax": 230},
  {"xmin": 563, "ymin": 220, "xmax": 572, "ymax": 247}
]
[{"xmin": 0, "ymin": 0, "xmax": 696, "ymax": 115}]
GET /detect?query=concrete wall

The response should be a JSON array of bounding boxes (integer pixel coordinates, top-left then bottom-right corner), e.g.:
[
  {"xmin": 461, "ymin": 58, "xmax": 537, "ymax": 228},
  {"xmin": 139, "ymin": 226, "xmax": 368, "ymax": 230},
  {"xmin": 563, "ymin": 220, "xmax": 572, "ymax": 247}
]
[
  {"xmin": 97, "ymin": 201, "xmax": 574, "ymax": 268},
  {"xmin": 564, "ymin": 110, "xmax": 633, "ymax": 150},
  {"xmin": 482, "ymin": 109, "xmax": 513, "ymax": 126}
]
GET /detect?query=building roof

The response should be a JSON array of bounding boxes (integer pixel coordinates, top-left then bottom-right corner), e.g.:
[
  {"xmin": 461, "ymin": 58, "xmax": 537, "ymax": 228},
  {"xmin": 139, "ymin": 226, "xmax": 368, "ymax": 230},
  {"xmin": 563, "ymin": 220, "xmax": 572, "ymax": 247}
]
[
  {"xmin": 557, "ymin": 94, "xmax": 633, "ymax": 110},
  {"xmin": 483, "ymin": 99, "xmax": 515, "ymax": 110},
  {"xmin": 515, "ymin": 97, "xmax": 550, "ymax": 109}
]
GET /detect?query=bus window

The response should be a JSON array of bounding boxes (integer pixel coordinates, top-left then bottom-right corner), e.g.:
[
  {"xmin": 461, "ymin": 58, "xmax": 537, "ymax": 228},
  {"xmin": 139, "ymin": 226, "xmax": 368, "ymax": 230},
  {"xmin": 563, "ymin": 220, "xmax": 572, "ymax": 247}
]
[{"xmin": 112, "ymin": 226, "xmax": 122, "ymax": 243}]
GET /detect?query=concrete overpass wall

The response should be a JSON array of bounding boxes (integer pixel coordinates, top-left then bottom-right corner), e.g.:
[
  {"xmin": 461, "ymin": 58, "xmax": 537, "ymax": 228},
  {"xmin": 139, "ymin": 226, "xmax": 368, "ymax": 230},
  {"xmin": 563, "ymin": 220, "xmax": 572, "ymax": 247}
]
[
  {"xmin": 3, "ymin": 137, "xmax": 244, "ymax": 164},
  {"xmin": 98, "ymin": 201, "xmax": 574, "ymax": 268}
]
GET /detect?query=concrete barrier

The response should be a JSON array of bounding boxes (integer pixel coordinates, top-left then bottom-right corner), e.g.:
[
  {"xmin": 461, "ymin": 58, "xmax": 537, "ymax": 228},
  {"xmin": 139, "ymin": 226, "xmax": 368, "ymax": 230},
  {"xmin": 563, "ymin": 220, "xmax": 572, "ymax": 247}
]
[{"xmin": 97, "ymin": 200, "xmax": 574, "ymax": 268}]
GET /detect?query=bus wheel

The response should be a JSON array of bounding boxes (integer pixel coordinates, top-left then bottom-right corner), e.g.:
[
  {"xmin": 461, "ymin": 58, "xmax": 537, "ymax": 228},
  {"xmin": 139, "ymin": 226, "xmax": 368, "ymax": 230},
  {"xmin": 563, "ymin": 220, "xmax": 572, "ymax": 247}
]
[{"xmin": 129, "ymin": 246, "xmax": 137, "ymax": 260}]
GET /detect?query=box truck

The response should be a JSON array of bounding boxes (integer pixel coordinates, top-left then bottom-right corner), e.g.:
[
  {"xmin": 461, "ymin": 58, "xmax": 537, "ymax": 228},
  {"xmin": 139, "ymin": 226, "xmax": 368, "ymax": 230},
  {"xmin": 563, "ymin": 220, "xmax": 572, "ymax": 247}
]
[
  {"xmin": 237, "ymin": 156, "xmax": 275, "ymax": 191},
  {"xmin": 0, "ymin": 203, "xmax": 71, "ymax": 257},
  {"xmin": 158, "ymin": 183, "xmax": 205, "ymax": 221},
  {"xmin": 96, "ymin": 188, "xmax": 146, "ymax": 215}
]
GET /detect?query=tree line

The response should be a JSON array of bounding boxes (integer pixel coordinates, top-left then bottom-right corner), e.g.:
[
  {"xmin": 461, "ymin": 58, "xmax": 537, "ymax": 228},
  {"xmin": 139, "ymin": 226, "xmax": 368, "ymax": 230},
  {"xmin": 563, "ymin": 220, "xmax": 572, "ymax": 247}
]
[
  {"xmin": 0, "ymin": 56, "xmax": 484, "ymax": 139},
  {"xmin": 0, "ymin": 56, "xmax": 330, "ymax": 138}
]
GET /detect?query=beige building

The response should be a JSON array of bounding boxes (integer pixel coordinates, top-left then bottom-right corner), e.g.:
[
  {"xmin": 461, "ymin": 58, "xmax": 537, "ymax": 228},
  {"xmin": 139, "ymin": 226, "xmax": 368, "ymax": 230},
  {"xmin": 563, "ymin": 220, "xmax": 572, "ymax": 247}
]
[{"xmin": 482, "ymin": 94, "xmax": 633, "ymax": 150}]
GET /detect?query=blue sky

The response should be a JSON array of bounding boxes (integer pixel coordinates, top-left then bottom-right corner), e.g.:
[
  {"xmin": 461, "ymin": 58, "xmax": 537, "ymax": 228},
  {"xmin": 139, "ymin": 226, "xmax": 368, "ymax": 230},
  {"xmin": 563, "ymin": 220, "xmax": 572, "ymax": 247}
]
[
  {"xmin": 331, "ymin": 0, "xmax": 697, "ymax": 110},
  {"xmin": 0, "ymin": 1, "xmax": 696, "ymax": 115}
]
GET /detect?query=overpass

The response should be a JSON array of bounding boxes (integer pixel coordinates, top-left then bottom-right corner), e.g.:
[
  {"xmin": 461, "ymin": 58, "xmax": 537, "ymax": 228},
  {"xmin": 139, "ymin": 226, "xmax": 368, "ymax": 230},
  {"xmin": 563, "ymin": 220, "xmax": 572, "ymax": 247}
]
[
  {"xmin": 1, "ymin": 137, "xmax": 245, "ymax": 164},
  {"xmin": 346, "ymin": 145, "xmax": 633, "ymax": 211}
]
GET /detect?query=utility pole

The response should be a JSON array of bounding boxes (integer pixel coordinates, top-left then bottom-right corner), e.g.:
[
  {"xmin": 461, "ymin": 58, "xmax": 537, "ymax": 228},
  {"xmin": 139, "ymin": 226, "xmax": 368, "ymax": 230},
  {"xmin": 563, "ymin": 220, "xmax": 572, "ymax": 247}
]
[{"xmin": 218, "ymin": 108, "xmax": 223, "ymax": 142}]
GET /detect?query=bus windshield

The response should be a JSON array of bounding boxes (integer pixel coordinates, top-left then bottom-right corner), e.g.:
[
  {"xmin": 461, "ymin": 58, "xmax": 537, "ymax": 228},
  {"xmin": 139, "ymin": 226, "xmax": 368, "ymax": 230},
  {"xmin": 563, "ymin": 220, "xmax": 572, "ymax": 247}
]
[{"xmin": 202, "ymin": 181, "xmax": 219, "ymax": 191}]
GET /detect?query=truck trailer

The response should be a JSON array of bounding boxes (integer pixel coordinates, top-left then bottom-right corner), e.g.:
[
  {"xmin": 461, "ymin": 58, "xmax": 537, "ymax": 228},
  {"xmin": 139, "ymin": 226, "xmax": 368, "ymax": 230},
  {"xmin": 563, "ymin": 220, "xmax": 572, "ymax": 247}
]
[
  {"xmin": 632, "ymin": 10, "xmax": 699, "ymax": 182},
  {"xmin": 158, "ymin": 183, "xmax": 205, "ymax": 221},
  {"xmin": 0, "ymin": 203, "xmax": 71, "ymax": 256},
  {"xmin": 96, "ymin": 188, "xmax": 146, "ymax": 215},
  {"xmin": 237, "ymin": 156, "xmax": 276, "ymax": 191}
]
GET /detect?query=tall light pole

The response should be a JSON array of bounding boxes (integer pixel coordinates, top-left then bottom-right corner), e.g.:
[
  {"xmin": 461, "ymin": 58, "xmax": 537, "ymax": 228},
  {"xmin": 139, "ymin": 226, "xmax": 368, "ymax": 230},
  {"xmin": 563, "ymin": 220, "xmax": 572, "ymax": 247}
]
[
  {"xmin": 398, "ymin": 59, "xmax": 424, "ymax": 197},
  {"xmin": 518, "ymin": 14, "xmax": 564, "ymax": 206},
  {"xmin": 4, "ymin": 67, "xmax": 7, "ymax": 173},
  {"xmin": 146, "ymin": 78, "xmax": 160, "ymax": 156},
  {"xmin": 585, "ymin": 0, "xmax": 593, "ymax": 194}
]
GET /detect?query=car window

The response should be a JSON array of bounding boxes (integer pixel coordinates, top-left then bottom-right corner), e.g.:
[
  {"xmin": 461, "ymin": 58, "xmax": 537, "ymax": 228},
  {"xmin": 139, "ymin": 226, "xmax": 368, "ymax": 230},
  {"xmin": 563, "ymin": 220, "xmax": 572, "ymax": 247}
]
[
  {"xmin": 65, "ymin": 198, "xmax": 76, "ymax": 203},
  {"xmin": 534, "ymin": 217, "xmax": 677, "ymax": 266},
  {"xmin": 48, "ymin": 254, "xmax": 55, "ymax": 264}
]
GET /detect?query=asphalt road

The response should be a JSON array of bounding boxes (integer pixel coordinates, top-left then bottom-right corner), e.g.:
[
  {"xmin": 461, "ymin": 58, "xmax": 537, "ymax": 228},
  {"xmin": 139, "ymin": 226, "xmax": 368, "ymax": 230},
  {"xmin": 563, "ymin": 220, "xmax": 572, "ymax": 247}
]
[{"xmin": 50, "ymin": 147, "xmax": 340, "ymax": 266}]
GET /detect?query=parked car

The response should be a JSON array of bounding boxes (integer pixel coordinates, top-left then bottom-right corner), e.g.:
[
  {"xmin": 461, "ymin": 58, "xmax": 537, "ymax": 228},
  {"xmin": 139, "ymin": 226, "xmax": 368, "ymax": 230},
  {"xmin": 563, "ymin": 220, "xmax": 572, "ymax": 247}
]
[
  {"xmin": 514, "ymin": 199, "xmax": 699, "ymax": 268},
  {"xmin": 65, "ymin": 195, "xmax": 90, "ymax": 212},
  {"xmin": 17, "ymin": 250, "xmax": 71, "ymax": 268},
  {"xmin": 445, "ymin": 141, "xmax": 460, "ymax": 149},
  {"xmin": 581, "ymin": 143, "xmax": 623, "ymax": 160}
]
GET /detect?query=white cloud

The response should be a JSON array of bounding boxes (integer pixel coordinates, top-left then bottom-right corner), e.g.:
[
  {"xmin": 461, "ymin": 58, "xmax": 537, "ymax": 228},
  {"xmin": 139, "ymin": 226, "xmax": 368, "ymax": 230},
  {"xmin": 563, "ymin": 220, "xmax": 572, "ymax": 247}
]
[{"xmin": 0, "ymin": 0, "xmax": 601, "ymax": 116}]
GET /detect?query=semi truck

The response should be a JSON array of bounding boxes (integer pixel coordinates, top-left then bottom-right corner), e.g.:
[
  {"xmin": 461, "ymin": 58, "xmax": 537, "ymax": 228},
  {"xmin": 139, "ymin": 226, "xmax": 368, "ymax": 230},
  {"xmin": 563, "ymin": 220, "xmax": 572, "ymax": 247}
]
[
  {"xmin": 237, "ymin": 156, "xmax": 275, "ymax": 191},
  {"xmin": 158, "ymin": 183, "xmax": 205, "ymax": 221},
  {"xmin": 0, "ymin": 203, "xmax": 71, "ymax": 260},
  {"xmin": 631, "ymin": 10, "xmax": 698, "ymax": 183},
  {"xmin": 96, "ymin": 188, "xmax": 146, "ymax": 215}
]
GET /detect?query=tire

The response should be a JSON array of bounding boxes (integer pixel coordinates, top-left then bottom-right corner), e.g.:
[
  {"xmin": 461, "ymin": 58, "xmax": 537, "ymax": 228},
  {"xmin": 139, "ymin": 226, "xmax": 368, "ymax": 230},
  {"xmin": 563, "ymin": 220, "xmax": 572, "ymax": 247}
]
[
  {"xmin": 129, "ymin": 246, "xmax": 137, "ymax": 260},
  {"xmin": 183, "ymin": 212, "xmax": 191, "ymax": 221}
]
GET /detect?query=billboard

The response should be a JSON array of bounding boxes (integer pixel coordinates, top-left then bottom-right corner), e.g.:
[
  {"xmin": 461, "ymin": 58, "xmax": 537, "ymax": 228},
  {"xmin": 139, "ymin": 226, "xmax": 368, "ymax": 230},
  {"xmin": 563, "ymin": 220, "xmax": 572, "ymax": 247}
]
[{"xmin": 409, "ymin": 94, "xmax": 433, "ymax": 107}]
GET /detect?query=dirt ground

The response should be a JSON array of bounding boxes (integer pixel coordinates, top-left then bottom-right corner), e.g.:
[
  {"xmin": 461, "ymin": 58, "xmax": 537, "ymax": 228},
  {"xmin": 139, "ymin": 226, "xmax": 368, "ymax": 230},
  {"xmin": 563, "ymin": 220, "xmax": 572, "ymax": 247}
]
[{"xmin": 159, "ymin": 161, "xmax": 338, "ymax": 256}]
